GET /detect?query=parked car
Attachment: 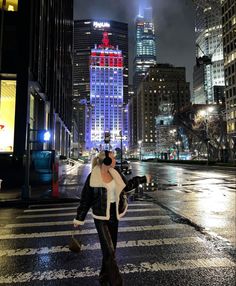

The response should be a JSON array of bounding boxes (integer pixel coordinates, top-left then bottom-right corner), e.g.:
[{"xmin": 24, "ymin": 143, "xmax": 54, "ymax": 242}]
[{"xmin": 116, "ymin": 160, "xmax": 132, "ymax": 174}]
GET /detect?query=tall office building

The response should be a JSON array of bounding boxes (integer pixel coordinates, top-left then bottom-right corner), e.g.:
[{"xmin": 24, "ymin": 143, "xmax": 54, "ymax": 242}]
[
  {"xmin": 222, "ymin": 0, "xmax": 236, "ymax": 158},
  {"xmin": 136, "ymin": 64, "xmax": 190, "ymax": 157},
  {"xmin": 86, "ymin": 32, "xmax": 127, "ymax": 150},
  {"xmin": 0, "ymin": 0, "xmax": 73, "ymax": 186},
  {"xmin": 193, "ymin": 1, "xmax": 225, "ymax": 104},
  {"xmin": 73, "ymin": 20, "xmax": 128, "ymax": 154},
  {"xmin": 133, "ymin": 7, "xmax": 157, "ymax": 90}
]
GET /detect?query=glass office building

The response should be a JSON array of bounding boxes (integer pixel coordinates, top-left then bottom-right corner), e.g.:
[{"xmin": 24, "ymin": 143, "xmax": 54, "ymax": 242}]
[
  {"xmin": 133, "ymin": 7, "xmax": 157, "ymax": 89},
  {"xmin": 193, "ymin": 1, "xmax": 225, "ymax": 104}
]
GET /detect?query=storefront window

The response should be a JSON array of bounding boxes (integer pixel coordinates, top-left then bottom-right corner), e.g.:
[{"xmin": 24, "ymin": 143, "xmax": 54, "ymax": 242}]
[
  {"xmin": 0, "ymin": 0, "xmax": 18, "ymax": 11},
  {"xmin": 0, "ymin": 80, "xmax": 16, "ymax": 152}
]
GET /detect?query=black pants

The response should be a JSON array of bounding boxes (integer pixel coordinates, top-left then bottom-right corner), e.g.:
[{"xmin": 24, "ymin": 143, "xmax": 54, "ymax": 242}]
[{"xmin": 94, "ymin": 203, "xmax": 123, "ymax": 286}]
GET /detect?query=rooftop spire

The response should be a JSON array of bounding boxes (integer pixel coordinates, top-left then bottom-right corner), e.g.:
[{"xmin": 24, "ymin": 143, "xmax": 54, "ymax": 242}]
[{"xmin": 98, "ymin": 32, "xmax": 114, "ymax": 49}]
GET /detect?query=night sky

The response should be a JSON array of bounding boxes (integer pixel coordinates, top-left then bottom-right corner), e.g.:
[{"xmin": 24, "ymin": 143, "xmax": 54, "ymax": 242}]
[{"xmin": 74, "ymin": 0, "xmax": 196, "ymax": 92}]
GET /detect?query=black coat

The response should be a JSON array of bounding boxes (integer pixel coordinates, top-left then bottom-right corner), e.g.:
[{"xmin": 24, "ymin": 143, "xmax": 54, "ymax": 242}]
[{"xmin": 74, "ymin": 166, "xmax": 146, "ymax": 224}]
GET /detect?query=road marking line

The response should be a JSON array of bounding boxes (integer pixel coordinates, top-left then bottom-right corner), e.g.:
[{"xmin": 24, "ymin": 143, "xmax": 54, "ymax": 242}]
[
  {"xmin": 4, "ymin": 215, "xmax": 169, "ymax": 228},
  {"xmin": 0, "ymin": 224, "xmax": 186, "ymax": 240},
  {"xmin": 23, "ymin": 203, "xmax": 155, "ymax": 213},
  {"xmin": 28, "ymin": 203, "xmax": 79, "ymax": 208},
  {"xmin": 0, "ymin": 258, "xmax": 234, "ymax": 283},
  {"xmin": 0, "ymin": 237, "xmax": 202, "ymax": 257},
  {"xmin": 28, "ymin": 202, "xmax": 154, "ymax": 209},
  {"xmin": 16, "ymin": 208, "xmax": 163, "ymax": 219}
]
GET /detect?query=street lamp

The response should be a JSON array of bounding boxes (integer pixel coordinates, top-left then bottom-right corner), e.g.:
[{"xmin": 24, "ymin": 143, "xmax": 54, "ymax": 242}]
[
  {"xmin": 115, "ymin": 130, "xmax": 127, "ymax": 170},
  {"xmin": 138, "ymin": 140, "xmax": 142, "ymax": 161},
  {"xmin": 199, "ymin": 106, "xmax": 214, "ymax": 165},
  {"xmin": 169, "ymin": 128, "xmax": 177, "ymax": 160},
  {"xmin": 175, "ymin": 140, "xmax": 181, "ymax": 160}
]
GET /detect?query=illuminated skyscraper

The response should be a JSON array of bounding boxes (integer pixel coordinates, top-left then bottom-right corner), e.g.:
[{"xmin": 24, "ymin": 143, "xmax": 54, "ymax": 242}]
[
  {"xmin": 73, "ymin": 20, "xmax": 128, "ymax": 154},
  {"xmin": 87, "ymin": 32, "xmax": 127, "ymax": 149},
  {"xmin": 222, "ymin": 0, "xmax": 236, "ymax": 158},
  {"xmin": 193, "ymin": 1, "xmax": 225, "ymax": 104},
  {"xmin": 133, "ymin": 7, "xmax": 157, "ymax": 89}
]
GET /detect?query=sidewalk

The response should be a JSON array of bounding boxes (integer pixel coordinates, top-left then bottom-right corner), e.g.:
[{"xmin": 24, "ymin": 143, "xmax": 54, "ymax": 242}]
[
  {"xmin": 0, "ymin": 185, "xmax": 80, "ymax": 207},
  {"xmin": 0, "ymin": 160, "xmax": 83, "ymax": 207}
]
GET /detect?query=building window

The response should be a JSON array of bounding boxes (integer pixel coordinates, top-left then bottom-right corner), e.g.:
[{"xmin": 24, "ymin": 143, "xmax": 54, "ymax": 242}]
[
  {"xmin": 0, "ymin": 0, "xmax": 18, "ymax": 11},
  {"xmin": 0, "ymin": 80, "xmax": 16, "ymax": 152}
]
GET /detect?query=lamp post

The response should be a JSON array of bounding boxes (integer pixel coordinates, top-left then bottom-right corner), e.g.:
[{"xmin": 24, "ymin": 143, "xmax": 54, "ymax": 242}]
[
  {"xmin": 169, "ymin": 128, "xmax": 177, "ymax": 160},
  {"xmin": 22, "ymin": 123, "xmax": 31, "ymax": 200},
  {"xmin": 199, "ymin": 106, "xmax": 214, "ymax": 165},
  {"xmin": 175, "ymin": 140, "xmax": 181, "ymax": 160},
  {"xmin": 138, "ymin": 140, "xmax": 142, "ymax": 161},
  {"xmin": 116, "ymin": 130, "xmax": 127, "ymax": 170}
]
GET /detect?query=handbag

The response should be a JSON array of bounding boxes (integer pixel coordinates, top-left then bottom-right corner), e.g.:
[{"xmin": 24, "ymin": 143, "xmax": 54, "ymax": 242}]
[
  {"xmin": 119, "ymin": 190, "xmax": 128, "ymax": 213},
  {"xmin": 68, "ymin": 230, "xmax": 82, "ymax": 253}
]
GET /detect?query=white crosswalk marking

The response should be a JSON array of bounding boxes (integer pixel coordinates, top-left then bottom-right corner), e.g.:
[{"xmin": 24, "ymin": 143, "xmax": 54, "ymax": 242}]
[
  {"xmin": 0, "ymin": 201, "xmax": 235, "ymax": 285},
  {"xmin": 16, "ymin": 208, "xmax": 163, "ymax": 219},
  {"xmin": 0, "ymin": 237, "xmax": 202, "ymax": 257},
  {"xmin": 0, "ymin": 258, "xmax": 234, "ymax": 284},
  {"xmin": 4, "ymin": 215, "xmax": 169, "ymax": 228},
  {"xmin": 0, "ymin": 224, "xmax": 187, "ymax": 240},
  {"xmin": 23, "ymin": 203, "xmax": 155, "ymax": 213}
]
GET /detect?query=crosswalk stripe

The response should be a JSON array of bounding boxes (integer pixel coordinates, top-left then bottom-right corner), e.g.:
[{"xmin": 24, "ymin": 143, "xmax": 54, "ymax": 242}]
[
  {"xmin": 0, "ymin": 224, "xmax": 187, "ymax": 240},
  {"xmin": 27, "ymin": 202, "xmax": 154, "ymax": 209},
  {"xmin": 4, "ymin": 215, "xmax": 170, "ymax": 228},
  {"xmin": 0, "ymin": 258, "xmax": 234, "ymax": 284},
  {"xmin": 16, "ymin": 208, "xmax": 163, "ymax": 219},
  {"xmin": 0, "ymin": 237, "xmax": 203, "ymax": 257},
  {"xmin": 28, "ymin": 202, "xmax": 79, "ymax": 208},
  {"xmin": 23, "ymin": 203, "xmax": 155, "ymax": 213}
]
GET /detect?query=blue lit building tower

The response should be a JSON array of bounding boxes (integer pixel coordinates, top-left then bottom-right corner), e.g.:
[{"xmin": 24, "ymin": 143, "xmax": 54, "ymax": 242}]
[
  {"xmin": 87, "ymin": 32, "xmax": 127, "ymax": 150},
  {"xmin": 133, "ymin": 7, "xmax": 157, "ymax": 89}
]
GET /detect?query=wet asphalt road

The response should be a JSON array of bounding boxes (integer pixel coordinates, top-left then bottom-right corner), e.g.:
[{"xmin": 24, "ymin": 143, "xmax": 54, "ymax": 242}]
[{"xmin": 0, "ymin": 162, "xmax": 235, "ymax": 285}]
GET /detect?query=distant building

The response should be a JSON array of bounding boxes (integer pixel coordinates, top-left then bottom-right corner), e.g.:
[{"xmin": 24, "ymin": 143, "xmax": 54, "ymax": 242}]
[
  {"xmin": 222, "ymin": 0, "xmax": 236, "ymax": 158},
  {"xmin": 130, "ymin": 6, "xmax": 157, "ymax": 154},
  {"xmin": 193, "ymin": 1, "xmax": 225, "ymax": 104},
  {"xmin": 73, "ymin": 20, "xmax": 128, "ymax": 153},
  {"xmin": 87, "ymin": 32, "xmax": 127, "ymax": 150},
  {"xmin": 133, "ymin": 7, "xmax": 157, "ymax": 90},
  {"xmin": 135, "ymin": 64, "xmax": 190, "ymax": 157}
]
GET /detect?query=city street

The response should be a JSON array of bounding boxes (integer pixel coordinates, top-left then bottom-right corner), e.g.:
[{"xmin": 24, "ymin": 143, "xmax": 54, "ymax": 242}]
[{"xmin": 0, "ymin": 161, "xmax": 235, "ymax": 285}]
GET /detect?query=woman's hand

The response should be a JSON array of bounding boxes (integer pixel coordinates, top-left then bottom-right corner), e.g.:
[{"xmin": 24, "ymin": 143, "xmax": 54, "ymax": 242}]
[
  {"xmin": 146, "ymin": 174, "xmax": 151, "ymax": 184},
  {"xmin": 73, "ymin": 218, "xmax": 81, "ymax": 228}
]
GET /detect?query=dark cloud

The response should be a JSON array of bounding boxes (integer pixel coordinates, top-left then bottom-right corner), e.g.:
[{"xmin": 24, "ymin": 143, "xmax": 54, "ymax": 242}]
[{"xmin": 74, "ymin": 0, "xmax": 195, "ymax": 91}]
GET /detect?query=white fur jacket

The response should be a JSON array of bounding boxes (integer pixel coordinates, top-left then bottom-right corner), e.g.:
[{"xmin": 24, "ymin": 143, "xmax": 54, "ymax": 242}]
[{"xmin": 73, "ymin": 166, "xmax": 147, "ymax": 225}]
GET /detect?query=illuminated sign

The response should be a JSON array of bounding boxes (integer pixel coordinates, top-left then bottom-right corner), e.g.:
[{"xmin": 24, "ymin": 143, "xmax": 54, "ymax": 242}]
[{"xmin": 93, "ymin": 21, "xmax": 110, "ymax": 29}]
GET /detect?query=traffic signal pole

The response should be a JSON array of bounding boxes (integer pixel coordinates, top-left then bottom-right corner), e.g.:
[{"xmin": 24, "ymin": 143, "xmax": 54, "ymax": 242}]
[{"xmin": 22, "ymin": 123, "xmax": 31, "ymax": 199}]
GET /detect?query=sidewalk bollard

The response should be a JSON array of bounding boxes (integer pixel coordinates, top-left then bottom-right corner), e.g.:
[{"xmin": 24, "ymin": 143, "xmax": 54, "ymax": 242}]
[{"xmin": 0, "ymin": 179, "xmax": 2, "ymax": 191}]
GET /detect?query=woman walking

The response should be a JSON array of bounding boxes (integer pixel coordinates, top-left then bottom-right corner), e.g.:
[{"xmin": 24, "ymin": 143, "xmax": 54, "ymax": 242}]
[{"xmin": 73, "ymin": 150, "xmax": 150, "ymax": 286}]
